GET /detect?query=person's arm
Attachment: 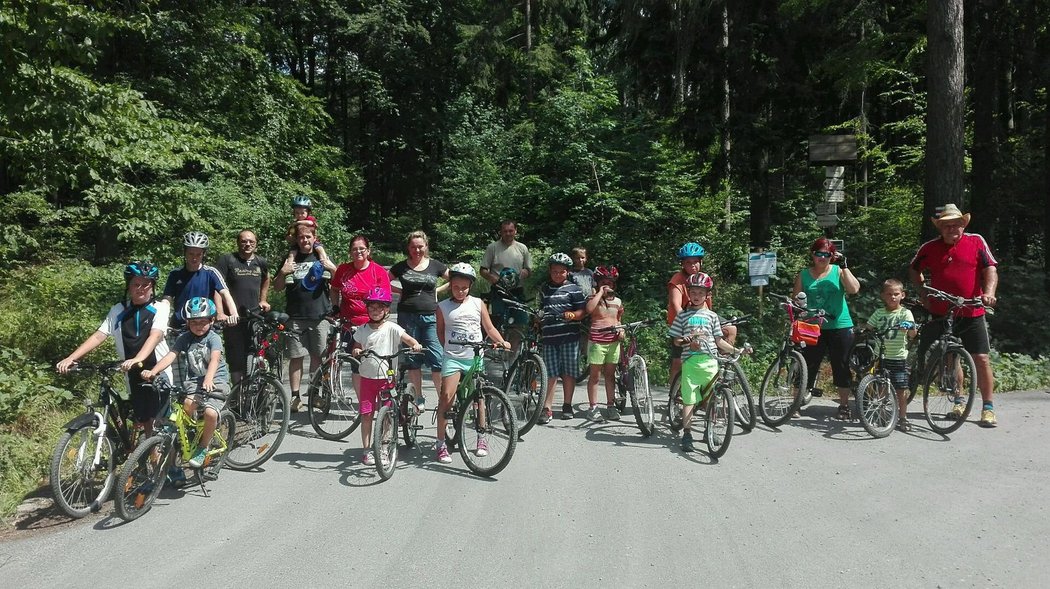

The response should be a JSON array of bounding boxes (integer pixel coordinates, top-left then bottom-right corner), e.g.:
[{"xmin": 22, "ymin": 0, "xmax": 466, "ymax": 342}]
[
  {"xmin": 836, "ymin": 259, "xmax": 860, "ymax": 295},
  {"xmin": 585, "ymin": 287, "xmax": 606, "ymax": 314},
  {"xmin": 400, "ymin": 332, "xmax": 423, "ymax": 352},
  {"xmin": 519, "ymin": 246, "xmax": 532, "ymax": 280},
  {"xmin": 435, "ymin": 268, "xmax": 450, "ymax": 296},
  {"xmin": 57, "ymin": 331, "xmax": 109, "ymax": 373},
  {"xmin": 981, "ymin": 266, "xmax": 998, "ymax": 307},
  {"xmin": 141, "ymin": 350, "xmax": 177, "ymax": 380},
  {"xmin": 202, "ymin": 348, "xmax": 221, "ymax": 391},
  {"xmin": 436, "ymin": 307, "xmax": 447, "ymax": 346},
  {"xmin": 480, "ymin": 267, "xmax": 499, "ymax": 285},
  {"xmin": 791, "ymin": 273, "xmax": 803, "ymax": 298},
  {"xmin": 668, "ymin": 282, "xmax": 685, "ymax": 317},
  {"xmin": 714, "ymin": 337, "xmax": 738, "ymax": 355},
  {"xmin": 315, "ymin": 243, "xmax": 338, "ymax": 274},
  {"xmin": 259, "ymin": 271, "xmax": 271, "ymax": 312},
  {"xmin": 273, "ymin": 257, "xmax": 294, "ymax": 292},
  {"xmin": 388, "ymin": 269, "xmax": 402, "ymax": 295},
  {"xmin": 480, "ymin": 303, "xmax": 510, "ymax": 349},
  {"xmin": 121, "ymin": 328, "xmax": 166, "ymax": 372}
]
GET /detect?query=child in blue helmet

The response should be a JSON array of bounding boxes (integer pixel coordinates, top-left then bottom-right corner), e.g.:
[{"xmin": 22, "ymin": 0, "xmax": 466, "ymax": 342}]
[{"xmin": 286, "ymin": 195, "xmax": 336, "ymax": 274}]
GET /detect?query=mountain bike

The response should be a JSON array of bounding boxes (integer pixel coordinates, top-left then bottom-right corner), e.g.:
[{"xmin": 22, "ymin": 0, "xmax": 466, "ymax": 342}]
[
  {"xmin": 852, "ymin": 322, "xmax": 915, "ymax": 438},
  {"xmin": 757, "ymin": 294, "xmax": 824, "ymax": 428},
  {"xmin": 365, "ymin": 348, "xmax": 424, "ymax": 481},
  {"xmin": 668, "ymin": 345, "xmax": 748, "ymax": 458},
  {"xmin": 849, "ymin": 298, "xmax": 927, "ymax": 406},
  {"xmin": 50, "ymin": 361, "xmax": 140, "ymax": 518},
  {"xmin": 441, "ymin": 340, "xmax": 518, "ymax": 477},
  {"xmin": 224, "ymin": 308, "xmax": 292, "ymax": 470},
  {"xmin": 485, "ymin": 294, "xmax": 548, "ymax": 437},
  {"xmin": 590, "ymin": 318, "xmax": 657, "ymax": 436},
  {"xmin": 115, "ymin": 381, "xmax": 234, "ymax": 522},
  {"xmin": 307, "ymin": 315, "xmax": 362, "ymax": 440}
]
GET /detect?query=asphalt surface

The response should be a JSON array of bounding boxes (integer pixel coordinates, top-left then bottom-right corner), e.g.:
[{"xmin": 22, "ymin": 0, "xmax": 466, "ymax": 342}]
[{"xmin": 3, "ymin": 386, "xmax": 1049, "ymax": 588}]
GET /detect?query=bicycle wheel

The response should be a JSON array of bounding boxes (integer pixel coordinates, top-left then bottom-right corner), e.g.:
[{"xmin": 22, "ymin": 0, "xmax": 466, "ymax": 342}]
[
  {"xmin": 507, "ymin": 352, "xmax": 547, "ymax": 437},
  {"xmin": 922, "ymin": 346, "xmax": 977, "ymax": 435},
  {"xmin": 726, "ymin": 360, "xmax": 756, "ymax": 432},
  {"xmin": 456, "ymin": 385, "xmax": 518, "ymax": 477},
  {"xmin": 308, "ymin": 358, "xmax": 361, "ymax": 440},
  {"xmin": 200, "ymin": 410, "xmax": 235, "ymax": 481},
  {"xmin": 50, "ymin": 425, "xmax": 116, "ymax": 518},
  {"xmin": 667, "ymin": 372, "xmax": 684, "ymax": 432},
  {"xmin": 115, "ymin": 435, "xmax": 170, "ymax": 522},
  {"xmin": 373, "ymin": 405, "xmax": 398, "ymax": 481},
  {"xmin": 628, "ymin": 356, "xmax": 654, "ymax": 437},
  {"xmin": 225, "ymin": 373, "xmax": 290, "ymax": 470},
  {"xmin": 856, "ymin": 374, "xmax": 898, "ymax": 438},
  {"xmin": 758, "ymin": 351, "xmax": 807, "ymax": 428},
  {"xmin": 401, "ymin": 384, "xmax": 421, "ymax": 448},
  {"xmin": 705, "ymin": 385, "xmax": 734, "ymax": 458}
]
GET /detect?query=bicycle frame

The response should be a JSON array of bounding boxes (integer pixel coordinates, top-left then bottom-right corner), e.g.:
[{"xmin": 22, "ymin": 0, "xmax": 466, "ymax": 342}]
[{"xmin": 154, "ymin": 386, "xmax": 229, "ymax": 470}]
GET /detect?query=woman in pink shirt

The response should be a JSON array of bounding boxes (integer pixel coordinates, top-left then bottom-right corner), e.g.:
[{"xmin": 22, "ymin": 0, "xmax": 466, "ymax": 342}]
[{"xmin": 332, "ymin": 235, "xmax": 391, "ymax": 327}]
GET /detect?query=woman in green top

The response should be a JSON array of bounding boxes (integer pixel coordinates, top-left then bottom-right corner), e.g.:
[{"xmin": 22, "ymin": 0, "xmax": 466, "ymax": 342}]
[{"xmin": 792, "ymin": 237, "xmax": 860, "ymax": 420}]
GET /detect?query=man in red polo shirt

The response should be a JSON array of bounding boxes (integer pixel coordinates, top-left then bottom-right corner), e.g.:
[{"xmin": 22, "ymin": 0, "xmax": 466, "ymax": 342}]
[{"xmin": 909, "ymin": 204, "xmax": 999, "ymax": 427}]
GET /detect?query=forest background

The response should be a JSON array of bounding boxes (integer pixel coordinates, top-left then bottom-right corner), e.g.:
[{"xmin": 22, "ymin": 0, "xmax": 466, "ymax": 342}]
[{"xmin": 2, "ymin": 0, "xmax": 1049, "ymax": 516}]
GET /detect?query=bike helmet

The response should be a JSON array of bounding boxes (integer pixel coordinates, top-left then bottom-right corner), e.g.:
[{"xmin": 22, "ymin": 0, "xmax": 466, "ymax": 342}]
[
  {"xmin": 291, "ymin": 195, "xmax": 312, "ymax": 209},
  {"xmin": 497, "ymin": 267, "xmax": 520, "ymax": 289},
  {"xmin": 183, "ymin": 296, "xmax": 216, "ymax": 320},
  {"xmin": 548, "ymin": 252, "xmax": 572, "ymax": 268},
  {"xmin": 676, "ymin": 242, "xmax": 706, "ymax": 260},
  {"xmin": 183, "ymin": 231, "xmax": 209, "ymax": 249},
  {"xmin": 448, "ymin": 262, "xmax": 477, "ymax": 282},
  {"xmin": 124, "ymin": 260, "xmax": 160, "ymax": 283},
  {"xmin": 593, "ymin": 265, "xmax": 619, "ymax": 282},
  {"xmin": 685, "ymin": 272, "xmax": 714, "ymax": 289},
  {"xmin": 364, "ymin": 286, "xmax": 392, "ymax": 305}
]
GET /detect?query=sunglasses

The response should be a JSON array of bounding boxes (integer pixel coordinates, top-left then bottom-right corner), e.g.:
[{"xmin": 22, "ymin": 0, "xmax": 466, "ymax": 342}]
[{"xmin": 812, "ymin": 251, "xmax": 832, "ymax": 258}]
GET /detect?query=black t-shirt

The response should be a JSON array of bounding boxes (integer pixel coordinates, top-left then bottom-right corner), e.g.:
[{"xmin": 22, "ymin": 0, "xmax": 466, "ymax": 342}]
[
  {"xmin": 283, "ymin": 251, "xmax": 332, "ymax": 319},
  {"xmin": 215, "ymin": 253, "xmax": 269, "ymax": 314},
  {"xmin": 390, "ymin": 259, "xmax": 447, "ymax": 314}
]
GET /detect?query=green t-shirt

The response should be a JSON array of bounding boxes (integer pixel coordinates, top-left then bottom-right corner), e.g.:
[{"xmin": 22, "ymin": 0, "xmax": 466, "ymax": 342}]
[
  {"xmin": 867, "ymin": 307, "xmax": 915, "ymax": 360},
  {"xmin": 800, "ymin": 264, "xmax": 853, "ymax": 330}
]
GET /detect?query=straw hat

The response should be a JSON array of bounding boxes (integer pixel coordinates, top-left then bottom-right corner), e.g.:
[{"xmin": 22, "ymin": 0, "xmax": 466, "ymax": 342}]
[{"xmin": 931, "ymin": 203, "xmax": 971, "ymax": 227}]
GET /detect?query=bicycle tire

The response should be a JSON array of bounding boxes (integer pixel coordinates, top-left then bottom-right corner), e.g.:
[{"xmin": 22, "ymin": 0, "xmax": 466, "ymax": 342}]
[
  {"xmin": 667, "ymin": 372, "xmax": 684, "ymax": 432},
  {"xmin": 115, "ymin": 435, "xmax": 170, "ymax": 522},
  {"xmin": 628, "ymin": 356, "xmax": 654, "ymax": 437},
  {"xmin": 758, "ymin": 350, "xmax": 807, "ymax": 428},
  {"xmin": 726, "ymin": 360, "xmax": 756, "ymax": 432},
  {"xmin": 856, "ymin": 374, "xmax": 898, "ymax": 438},
  {"xmin": 225, "ymin": 373, "xmax": 290, "ymax": 470},
  {"xmin": 705, "ymin": 385, "xmax": 734, "ymax": 458},
  {"xmin": 373, "ymin": 404, "xmax": 398, "ymax": 481},
  {"xmin": 50, "ymin": 425, "xmax": 116, "ymax": 518},
  {"xmin": 201, "ymin": 410, "xmax": 235, "ymax": 481},
  {"xmin": 508, "ymin": 352, "xmax": 547, "ymax": 437},
  {"xmin": 456, "ymin": 385, "xmax": 518, "ymax": 477},
  {"xmin": 308, "ymin": 358, "xmax": 362, "ymax": 440},
  {"xmin": 401, "ymin": 383, "xmax": 420, "ymax": 448},
  {"xmin": 922, "ymin": 346, "xmax": 977, "ymax": 435}
]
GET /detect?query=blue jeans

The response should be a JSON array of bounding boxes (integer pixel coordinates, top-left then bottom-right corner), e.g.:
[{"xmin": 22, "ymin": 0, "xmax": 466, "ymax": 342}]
[{"xmin": 397, "ymin": 311, "xmax": 443, "ymax": 372}]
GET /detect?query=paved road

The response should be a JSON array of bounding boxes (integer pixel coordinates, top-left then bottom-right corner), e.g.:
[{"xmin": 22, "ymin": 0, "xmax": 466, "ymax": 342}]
[{"xmin": 3, "ymin": 387, "xmax": 1050, "ymax": 588}]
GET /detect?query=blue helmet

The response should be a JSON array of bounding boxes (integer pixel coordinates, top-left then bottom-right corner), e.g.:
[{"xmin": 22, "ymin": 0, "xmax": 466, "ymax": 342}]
[
  {"xmin": 183, "ymin": 297, "xmax": 216, "ymax": 320},
  {"xmin": 677, "ymin": 242, "xmax": 705, "ymax": 260},
  {"xmin": 124, "ymin": 261, "xmax": 159, "ymax": 283},
  {"xmin": 292, "ymin": 195, "xmax": 312, "ymax": 209}
]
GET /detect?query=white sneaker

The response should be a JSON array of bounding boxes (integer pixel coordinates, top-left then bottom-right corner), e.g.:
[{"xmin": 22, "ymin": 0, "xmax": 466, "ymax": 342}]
[{"xmin": 362, "ymin": 451, "xmax": 375, "ymax": 466}]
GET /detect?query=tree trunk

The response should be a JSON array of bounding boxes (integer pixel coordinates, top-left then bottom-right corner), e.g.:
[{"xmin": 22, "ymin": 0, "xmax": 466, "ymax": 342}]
[
  {"xmin": 525, "ymin": 0, "xmax": 533, "ymax": 101},
  {"xmin": 1044, "ymin": 83, "xmax": 1050, "ymax": 295},
  {"xmin": 969, "ymin": 0, "xmax": 1000, "ymax": 247},
  {"xmin": 924, "ymin": 0, "xmax": 966, "ymax": 243},
  {"xmin": 720, "ymin": 1, "xmax": 732, "ymax": 230}
]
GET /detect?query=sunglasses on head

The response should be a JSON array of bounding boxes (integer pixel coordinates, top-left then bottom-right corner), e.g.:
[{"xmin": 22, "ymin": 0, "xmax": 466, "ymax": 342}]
[{"xmin": 812, "ymin": 251, "xmax": 832, "ymax": 258}]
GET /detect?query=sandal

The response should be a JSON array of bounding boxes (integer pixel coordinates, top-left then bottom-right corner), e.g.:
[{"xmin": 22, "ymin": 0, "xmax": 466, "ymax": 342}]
[{"xmin": 836, "ymin": 404, "xmax": 852, "ymax": 421}]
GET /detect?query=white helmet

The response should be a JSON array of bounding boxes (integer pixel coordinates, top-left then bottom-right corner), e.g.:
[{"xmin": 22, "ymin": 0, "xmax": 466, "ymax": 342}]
[
  {"xmin": 448, "ymin": 262, "xmax": 477, "ymax": 282},
  {"xmin": 183, "ymin": 231, "xmax": 209, "ymax": 249}
]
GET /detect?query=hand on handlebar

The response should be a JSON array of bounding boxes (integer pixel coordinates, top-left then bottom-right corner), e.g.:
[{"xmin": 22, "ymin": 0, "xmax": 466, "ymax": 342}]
[
  {"xmin": 980, "ymin": 293, "xmax": 997, "ymax": 308},
  {"xmin": 56, "ymin": 358, "xmax": 76, "ymax": 374}
]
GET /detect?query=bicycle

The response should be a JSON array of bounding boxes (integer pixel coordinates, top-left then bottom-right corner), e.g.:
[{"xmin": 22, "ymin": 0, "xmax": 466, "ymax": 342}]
[
  {"xmin": 589, "ymin": 318, "xmax": 657, "ymax": 436},
  {"xmin": 668, "ymin": 345, "xmax": 748, "ymax": 458},
  {"xmin": 757, "ymin": 294, "xmax": 824, "ymax": 428},
  {"xmin": 916, "ymin": 285, "xmax": 988, "ymax": 434},
  {"xmin": 224, "ymin": 308, "xmax": 293, "ymax": 470},
  {"xmin": 718, "ymin": 316, "xmax": 756, "ymax": 432},
  {"xmin": 365, "ymin": 348, "xmax": 424, "ymax": 481},
  {"xmin": 852, "ymin": 322, "xmax": 915, "ymax": 438},
  {"xmin": 485, "ymin": 293, "xmax": 548, "ymax": 437},
  {"xmin": 115, "ymin": 381, "xmax": 235, "ymax": 522},
  {"xmin": 49, "ymin": 361, "xmax": 140, "ymax": 518},
  {"xmin": 307, "ymin": 315, "xmax": 362, "ymax": 440},
  {"xmin": 440, "ymin": 340, "xmax": 518, "ymax": 477},
  {"xmin": 848, "ymin": 298, "xmax": 927, "ymax": 406}
]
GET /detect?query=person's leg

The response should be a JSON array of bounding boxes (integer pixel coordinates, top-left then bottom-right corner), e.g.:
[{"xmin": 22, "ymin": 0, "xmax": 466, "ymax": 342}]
[
  {"xmin": 827, "ymin": 328, "xmax": 854, "ymax": 409},
  {"xmin": 560, "ymin": 341, "xmax": 579, "ymax": 409},
  {"xmin": 603, "ymin": 364, "xmax": 617, "ymax": 407},
  {"xmin": 587, "ymin": 363, "xmax": 601, "ymax": 406},
  {"xmin": 542, "ymin": 343, "xmax": 559, "ymax": 412}
]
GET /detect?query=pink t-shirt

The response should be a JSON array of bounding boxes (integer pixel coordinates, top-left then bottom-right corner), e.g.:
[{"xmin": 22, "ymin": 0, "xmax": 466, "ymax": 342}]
[{"xmin": 333, "ymin": 261, "xmax": 391, "ymax": 326}]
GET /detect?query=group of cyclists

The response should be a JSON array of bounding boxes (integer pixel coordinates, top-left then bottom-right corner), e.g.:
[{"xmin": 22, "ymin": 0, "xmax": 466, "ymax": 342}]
[{"xmin": 55, "ymin": 198, "xmax": 1001, "ymax": 476}]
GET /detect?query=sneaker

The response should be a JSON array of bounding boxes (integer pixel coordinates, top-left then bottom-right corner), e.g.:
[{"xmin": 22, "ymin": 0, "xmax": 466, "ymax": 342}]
[
  {"xmin": 681, "ymin": 431, "xmax": 695, "ymax": 453},
  {"xmin": 538, "ymin": 407, "xmax": 553, "ymax": 425},
  {"xmin": 835, "ymin": 404, "xmax": 852, "ymax": 421},
  {"xmin": 606, "ymin": 406, "xmax": 621, "ymax": 421},
  {"xmin": 950, "ymin": 399, "xmax": 967, "ymax": 419},
  {"xmin": 801, "ymin": 389, "xmax": 813, "ymax": 407},
  {"xmin": 166, "ymin": 466, "xmax": 187, "ymax": 488},
  {"xmin": 979, "ymin": 408, "xmax": 997, "ymax": 428},
  {"xmin": 561, "ymin": 404, "xmax": 574, "ymax": 420},
  {"xmin": 188, "ymin": 446, "xmax": 207, "ymax": 468},
  {"xmin": 897, "ymin": 418, "xmax": 912, "ymax": 433},
  {"xmin": 362, "ymin": 451, "xmax": 375, "ymax": 466},
  {"xmin": 290, "ymin": 395, "xmax": 302, "ymax": 413},
  {"xmin": 587, "ymin": 406, "xmax": 605, "ymax": 422},
  {"xmin": 436, "ymin": 443, "xmax": 452, "ymax": 464},
  {"xmin": 475, "ymin": 436, "xmax": 489, "ymax": 457},
  {"xmin": 415, "ymin": 396, "xmax": 426, "ymax": 413}
]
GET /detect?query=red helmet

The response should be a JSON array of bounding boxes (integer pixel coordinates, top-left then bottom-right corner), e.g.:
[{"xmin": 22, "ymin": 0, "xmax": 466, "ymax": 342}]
[
  {"xmin": 685, "ymin": 272, "xmax": 713, "ymax": 289},
  {"xmin": 594, "ymin": 265, "xmax": 619, "ymax": 282}
]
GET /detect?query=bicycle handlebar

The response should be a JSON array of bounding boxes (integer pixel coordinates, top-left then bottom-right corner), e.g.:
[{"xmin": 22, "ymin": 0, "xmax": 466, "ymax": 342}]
[
  {"xmin": 594, "ymin": 318, "xmax": 658, "ymax": 333},
  {"xmin": 448, "ymin": 340, "xmax": 506, "ymax": 350},
  {"xmin": 719, "ymin": 315, "xmax": 751, "ymax": 327},
  {"xmin": 358, "ymin": 347, "xmax": 424, "ymax": 361},
  {"xmin": 150, "ymin": 380, "xmax": 228, "ymax": 403},
  {"xmin": 922, "ymin": 285, "xmax": 993, "ymax": 314},
  {"xmin": 768, "ymin": 294, "xmax": 827, "ymax": 320},
  {"xmin": 60, "ymin": 360, "xmax": 124, "ymax": 375}
]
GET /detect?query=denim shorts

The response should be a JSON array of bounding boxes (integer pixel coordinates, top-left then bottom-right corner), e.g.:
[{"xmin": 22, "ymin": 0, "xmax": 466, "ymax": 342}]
[{"xmin": 397, "ymin": 311, "xmax": 443, "ymax": 372}]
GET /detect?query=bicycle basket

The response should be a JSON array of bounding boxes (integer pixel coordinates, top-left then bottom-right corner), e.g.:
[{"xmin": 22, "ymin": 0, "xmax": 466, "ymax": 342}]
[{"xmin": 790, "ymin": 320, "xmax": 821, "ymax": 346}]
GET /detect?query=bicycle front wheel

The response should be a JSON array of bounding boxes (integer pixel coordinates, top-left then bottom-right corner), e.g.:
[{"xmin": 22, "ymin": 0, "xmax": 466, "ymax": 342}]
[
  {"xmin": 115, "ymin": 435, "xmax": 170, "ymax": 522},
  {"xmin": 922, "ymin": 346, "xmax": 977, "ymax": 435},
  {"xmin": 856, "ymin": 374, "xmax": 898, "ymax": 438},
  {"xmin": 225, "ymin": 373, "xmax": 290, "ymax": 470},
  {"xmin": 628, "ymin": 356, "xmax": 654, "ymax": 437},
  {"xmin": 308, "ymin": 358, "xmax": 361, "ymax": 440},
  {"xmin": 667, "ymin": 372, "xmax": 685, "ymax": 432},
  {"xmin": 758, "ymin": 351, "xmax": 807, "ymax": 428},
  {"xmin": 456, "ymin": 385, "xmax": 518, "ymax": 477},
  {"xmin": 705, "ymin": 385, "xmax": 734, "ymax": 458},
  {"xmin": 50, "ymin": 425, "xmax": 115, "ymax": 518},
  {"xmin": 507, "ymin": 352, "xmax": 547, "ymax": 437},
  {"xmin": 726, "ymin": 360, "xmax": 756, "ymax": 432},
  {"xmin": 373, "ymin": 405, "xmax": 398, "ymax": 481}
]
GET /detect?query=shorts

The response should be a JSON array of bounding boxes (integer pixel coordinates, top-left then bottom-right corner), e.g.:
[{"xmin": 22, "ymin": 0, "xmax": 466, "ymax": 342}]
[
  {"xmin": 184, "ymin": 380, "xmax": 230, "ymax": 414},
  {"xmin": 357, "ymin": 377, "xmax": 388, "ymax": 415},
  {"xmin": 397, "ymin": 311, "xmax": 443, "ymax": 372},
  {"xmin": 222, "ymin": 323, "xmax": 251, "ymax": 374},
  {"xmin": 881, "ymin": 358, "xmax": 910, "ymax": 390},
  {"xmin": 542, "ymin": 340, "xmax": 579, "ymax": 379},
  {"xmin": 918, "ymin": 315, "xmax": 991, "ymax": 357},
  {"xmin": 285, "ymin": 318, "xmax": 331, "ymax": 359},
  {"xmin": 441, "ymin": 356, "xmax": 478, "ymax": 378},
  {"xmin": 668, "ymin": 337, "xmax": 683, "ymax": 360},
  {"xmin": 587, "ymin": 341, "xmax": 621, "ymax": 365},
  {"xmin": 681, "ymin": 354, "xmax": 718, "ymax": 406},
  {"xmin": 130, "ymin": 371, "xmax": 165, "ymax": 422}
]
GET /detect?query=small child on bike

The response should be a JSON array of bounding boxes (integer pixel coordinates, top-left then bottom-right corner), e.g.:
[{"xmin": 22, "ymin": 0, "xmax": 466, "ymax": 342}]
[
  {"xmin": 861, "ymin": 278, "xmax": 917, "ymax": 431},
  {"xmin": 434, "ymin": 263, "xmax": 509, "ymax": 464},
  {"xmin": 585, "ymin": 265, "xmax": 624, "ymax": 422},
  {"xmin": 285, "ymin": 195, "xmax": 336, "ymax": 274},
  {"xmin": 539, "ymin": 253, "xmax": 588, "ymax": 423},
  {"xmin": 351, "ymin": 286, "xmax": 422, "ymax": 466},
  {"xmin": 668, "ymin": 273, "xmax": 743, "ymax": 452},
  {"xmin": 142, "ymin": 297, "xmax": 229, "ymax": 468}
]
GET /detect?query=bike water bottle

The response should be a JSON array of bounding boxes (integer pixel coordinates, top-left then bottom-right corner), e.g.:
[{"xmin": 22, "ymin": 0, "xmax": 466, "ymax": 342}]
[{"xmin": 794, "ymin": 292, "xmax": 808, "ymax": 308}]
